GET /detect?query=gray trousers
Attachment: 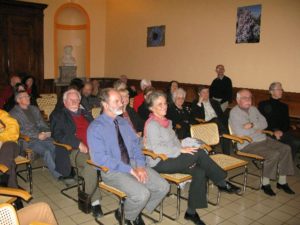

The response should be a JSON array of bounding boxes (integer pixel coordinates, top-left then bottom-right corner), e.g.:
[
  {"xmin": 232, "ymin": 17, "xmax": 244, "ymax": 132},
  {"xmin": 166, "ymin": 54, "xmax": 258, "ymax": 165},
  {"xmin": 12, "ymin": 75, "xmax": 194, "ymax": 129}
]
[
  {"xmin": 70, "ymin": 150, "xmax": 101, "ymax": 203},
  {"xmin": 242, "ymin": 137, "xmax": 294, "ymax": 180},
  {"xmin": 101, "ymin": 167, "xmax": 169, "ymax": 221}
]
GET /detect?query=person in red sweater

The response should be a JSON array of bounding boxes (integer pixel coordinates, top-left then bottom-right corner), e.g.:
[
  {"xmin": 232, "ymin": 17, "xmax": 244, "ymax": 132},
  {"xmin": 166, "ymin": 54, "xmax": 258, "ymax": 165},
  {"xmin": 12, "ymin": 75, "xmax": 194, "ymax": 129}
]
[
  {"xmin": 133, "ymin": 79, "xmax": 152, "ymax": 112},
  {"xmin": 0, "ymin": 74, "xmax": 21, "ymax": 109}
]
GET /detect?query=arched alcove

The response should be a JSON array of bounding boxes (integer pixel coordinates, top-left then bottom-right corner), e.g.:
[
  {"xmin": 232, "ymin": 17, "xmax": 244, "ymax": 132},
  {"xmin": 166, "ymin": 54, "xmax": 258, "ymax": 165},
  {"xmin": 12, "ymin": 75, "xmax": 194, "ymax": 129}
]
[{"xmin": 54, "ymin": 3, "xmax": 90, "ymax": 80}]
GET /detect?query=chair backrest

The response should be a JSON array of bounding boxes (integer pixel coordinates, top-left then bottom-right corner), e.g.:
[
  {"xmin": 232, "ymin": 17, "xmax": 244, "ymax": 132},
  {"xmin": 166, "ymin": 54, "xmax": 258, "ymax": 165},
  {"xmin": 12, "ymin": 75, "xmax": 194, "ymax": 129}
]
[
  {"xmin": 190, "ymin": 122, "xmax": 220, "ymax": 146},
  {"xmin": 39, "ymin": 93, "xmax": 57, "ymax": 100},
  {"xmin": 91, "ymin": 107, "xmax": 101, "ymax": 119},
  {"xmin": 0, "ymin": 203, "xmax": 19, "ymax": 225}
]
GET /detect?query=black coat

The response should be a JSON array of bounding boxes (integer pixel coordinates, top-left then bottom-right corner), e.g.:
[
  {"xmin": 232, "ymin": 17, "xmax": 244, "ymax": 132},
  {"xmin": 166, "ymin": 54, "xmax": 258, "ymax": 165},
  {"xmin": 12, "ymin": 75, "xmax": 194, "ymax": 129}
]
[
  {"xmin": 258, "ymin": 98, "xmax": 290, "ymax": 132},
  {"xmin": 166, "ymin": 103, "xmax": 193, "ymax": 139},
  {"xmin": 191, "ymin": 98, "xmax": 227, "ymax": 126},
  {"xmin": 49, "ymin": 107, "xmax": 93, "ymax": 176},
  {"xmin": 124, "ymin": 105, "xmax": 145, "ymax": 133}
]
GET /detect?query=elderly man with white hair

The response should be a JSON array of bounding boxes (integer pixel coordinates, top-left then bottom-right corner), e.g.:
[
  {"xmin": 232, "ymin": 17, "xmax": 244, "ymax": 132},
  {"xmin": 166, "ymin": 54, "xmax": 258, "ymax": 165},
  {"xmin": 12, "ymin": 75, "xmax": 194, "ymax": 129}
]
[
  {"xmin": 166, "ymin": 88, "xmax": 193, "ymax": 139},
  {"xmin": 258, "ymin": 82, "xmax": 300, "ymax": 160},
  {"xmin": 133, "ymin": 79, "xmax": 152, "ymax": 112},
  {"xmin": 229, "ymin": 89, "xmax": 295, "ymax": 196},
  {"xmin": 50, "ymin": 89, "xmax": 103, "ymax": 218}
]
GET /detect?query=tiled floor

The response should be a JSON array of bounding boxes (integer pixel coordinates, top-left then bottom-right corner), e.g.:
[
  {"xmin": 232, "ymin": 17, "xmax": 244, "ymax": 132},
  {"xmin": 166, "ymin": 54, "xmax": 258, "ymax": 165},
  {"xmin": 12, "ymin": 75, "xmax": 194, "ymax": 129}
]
[{"xmin": 18, "ymin": 158, "xmax": 300, "ymax": 225}]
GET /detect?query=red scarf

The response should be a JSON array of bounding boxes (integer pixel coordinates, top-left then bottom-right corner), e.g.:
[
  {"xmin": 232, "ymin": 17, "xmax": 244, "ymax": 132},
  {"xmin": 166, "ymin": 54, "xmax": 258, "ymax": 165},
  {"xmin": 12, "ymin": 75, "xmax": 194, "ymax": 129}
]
[{"xmin": 143, "ymin": 113, "xmax": 169, "ymax": 144}]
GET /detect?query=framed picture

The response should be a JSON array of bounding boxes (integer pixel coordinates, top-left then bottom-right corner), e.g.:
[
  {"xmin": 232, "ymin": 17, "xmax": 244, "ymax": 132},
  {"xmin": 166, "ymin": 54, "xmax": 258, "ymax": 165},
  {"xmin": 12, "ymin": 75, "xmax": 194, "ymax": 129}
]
[
  {"xmin": 236, "ymin": 4, "xmax": 261, "ymax": 43},
  {"xmin": 147, "ymin": 25, "xmax": 165, "ymax": 47}
]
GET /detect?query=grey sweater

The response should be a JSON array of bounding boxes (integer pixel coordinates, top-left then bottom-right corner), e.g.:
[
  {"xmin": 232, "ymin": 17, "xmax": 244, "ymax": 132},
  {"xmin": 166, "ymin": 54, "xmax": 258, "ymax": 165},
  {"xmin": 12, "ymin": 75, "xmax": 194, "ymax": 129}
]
[
  {"xmin": 144, "ymin": 120, "xmax": 181, "ymax": 167},
  {"xmin": 229, "ymin": 105, "xmax": 267, "ymax": 150}
]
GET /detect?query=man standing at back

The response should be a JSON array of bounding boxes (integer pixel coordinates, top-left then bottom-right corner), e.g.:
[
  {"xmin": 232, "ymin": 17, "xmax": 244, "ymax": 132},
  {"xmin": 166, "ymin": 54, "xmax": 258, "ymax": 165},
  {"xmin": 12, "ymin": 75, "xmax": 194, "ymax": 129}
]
[
  {"xmin": 88, "ymin": 88, "xmax": 169, "ymax": 225},
  {"xmin": 210, "ymin": 64, "xmax": 233, "ymax": 111}
]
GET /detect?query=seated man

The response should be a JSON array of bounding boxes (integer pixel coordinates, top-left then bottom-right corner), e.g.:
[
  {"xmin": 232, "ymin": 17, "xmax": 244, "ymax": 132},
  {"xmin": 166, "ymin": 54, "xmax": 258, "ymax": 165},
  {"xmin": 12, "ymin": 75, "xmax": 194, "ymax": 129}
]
[
  {"xmin": 50, "ymin": 89, "xmax": 102, "ymax": 218},
  {"xmin": 88, "ymin": 88, "xmax": 169, "ymax": 225},
  {"xmin": 0, "ymin": 74, "xmax": 21, "ymax": 109},
  {"xmin": 0, "ymin": 109, "xmax": 19, "ymax": 187},
  {"xmin": 10, "ymin": 91, "xmax": 61, "ymax": 179},
  {"xmin": 229, "ymin": 89, "xmax": 295, "ymax": 196},
  {"xmin": 80, "ymin": 81, "xmax": 101, "ymax": 113},
  {"xmin": 191, "ymin": 85, "xmax": 232, "ymax": 155},
  {"xmin": 258, "ymin": 82, "xmax": 300, "ymax": 159}
]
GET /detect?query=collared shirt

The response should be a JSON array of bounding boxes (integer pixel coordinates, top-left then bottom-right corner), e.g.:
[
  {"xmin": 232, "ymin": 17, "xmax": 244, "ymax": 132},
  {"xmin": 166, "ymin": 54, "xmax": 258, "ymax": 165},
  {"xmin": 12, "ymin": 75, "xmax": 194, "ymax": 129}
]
[
  {"xmin": 87, "ymin": 113, "xmax": 145, "ymax": 173},
  {"xmin": 200, "ymin": 101, "xmax": 217, "ymax": 121}
]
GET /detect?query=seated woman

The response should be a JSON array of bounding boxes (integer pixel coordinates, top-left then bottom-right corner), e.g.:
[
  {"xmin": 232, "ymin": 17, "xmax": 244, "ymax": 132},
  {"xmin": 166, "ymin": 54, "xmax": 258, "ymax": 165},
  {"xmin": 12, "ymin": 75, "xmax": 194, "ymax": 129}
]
[
  {"xmin": 119, "ymin": 89, "xmax": 145, "ymax": 136},
  {"xmin": 166, "ymin": 88, "xmax": 194, "ymax": 139},
  {"xmin": 166, "ymin": 80, "xmax": 179, "ymax": 105},
  {"xmin": 144, "ymin": 90, "xmax": 240, "ymax": 225}
]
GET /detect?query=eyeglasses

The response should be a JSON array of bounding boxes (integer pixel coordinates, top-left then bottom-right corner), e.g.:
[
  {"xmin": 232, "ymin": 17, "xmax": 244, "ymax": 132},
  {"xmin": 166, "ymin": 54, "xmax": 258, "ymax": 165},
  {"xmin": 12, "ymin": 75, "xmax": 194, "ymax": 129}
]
[{"xmin": 19, "ymin": 95, "xmax": 30, "ymax": 99}]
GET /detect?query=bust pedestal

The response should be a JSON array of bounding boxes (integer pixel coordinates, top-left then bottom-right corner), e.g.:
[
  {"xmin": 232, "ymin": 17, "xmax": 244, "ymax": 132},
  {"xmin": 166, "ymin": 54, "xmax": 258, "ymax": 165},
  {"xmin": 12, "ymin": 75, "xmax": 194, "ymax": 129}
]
[{"xmin": 57, "ymin": 66, "xmax": 77, "ymax": 85}]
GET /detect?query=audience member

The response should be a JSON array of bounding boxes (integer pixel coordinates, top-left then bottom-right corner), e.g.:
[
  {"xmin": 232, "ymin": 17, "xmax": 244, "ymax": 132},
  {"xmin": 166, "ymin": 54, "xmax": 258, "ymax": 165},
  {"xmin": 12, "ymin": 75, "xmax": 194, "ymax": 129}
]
[
  {"xmin": 91, "ymin": 79, "xmax": 101, "ymax": 97},
  {"xmin": 258, "ymin": 82, "xmax": 300, "ymax": 159},
  {"xmin": 210, "ymin": 64, "xmax": 232, "ymax": 111},
  {"xmin": 113, "ymin": 79, "xmax": 127, "ymax": 90},
  {"xmin": 167, "ymin": 88, "xmax": 193, "ymax": 139},
  {"xmin": 22, "ymin": 75, "xmax": 38, "ymax": 105},
  {"xmin": 166, "ymin": 80, "xmax": 179, "ymax": 105},
  {"xmin": 120, "ymin": 74, "xmax": 137, "ymax": 98},
  {"xmin": 0, "ymin": 74, "xmax": 21, "ymax": 109},
  {"xmin": 133, "ymin": 79, "xmax": 152, "ymax": 112},
  {"xmin": 229, "ymin": 89, "xmax": 295, "ymax": 196},
  {"xmin": 144, "ymin": 90, "xmax": 240, "ymax": 225},
  {"xmin": 50, "ymin": 89, "xmax": 103, "ymax": 217},
  {"xmin": 80, "ymin": 81, "xmax": 101, "ymax": 112},
  {"xmin": 119, "ymin": 89, "xmax": 145, "ymax": 136},
  {"xmin": 88, "ymin": 88, "xmax": 169, "ymax": 225},
  {"xmin": 10, "ymin": 91, "xmax": 62, "ymax": 179},
  {"xmin": 0, "ymin": 109, "xmax": 19, "ymax": 187},
  {"xmin": 137, "ymin": 86, "xmax": 155, "ymax": 121},
  {"xmin": 191, "ymin": 85, "xmax": 232, "ymax": 154},
  {"xmin": 69, "ymin": 78, "xmax": 84, "ymax": 91},
  {"xmin": 3, "ymin": 83, "xmax": 26, "ymax": 112}
]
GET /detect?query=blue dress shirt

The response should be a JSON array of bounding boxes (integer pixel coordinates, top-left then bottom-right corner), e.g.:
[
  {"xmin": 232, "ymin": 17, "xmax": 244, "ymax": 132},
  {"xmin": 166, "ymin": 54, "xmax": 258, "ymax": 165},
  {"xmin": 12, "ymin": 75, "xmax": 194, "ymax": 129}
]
[{"xmin": 87, "ymin": 113, "xmax": 146, "ymax": 173}]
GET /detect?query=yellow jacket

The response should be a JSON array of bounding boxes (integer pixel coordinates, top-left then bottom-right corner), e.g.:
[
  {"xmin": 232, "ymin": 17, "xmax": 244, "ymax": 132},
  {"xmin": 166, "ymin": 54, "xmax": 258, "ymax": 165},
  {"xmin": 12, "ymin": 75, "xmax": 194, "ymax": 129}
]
[{"xmin": 0, "ymin": 110, "xmax": 19, "ymax": 142}]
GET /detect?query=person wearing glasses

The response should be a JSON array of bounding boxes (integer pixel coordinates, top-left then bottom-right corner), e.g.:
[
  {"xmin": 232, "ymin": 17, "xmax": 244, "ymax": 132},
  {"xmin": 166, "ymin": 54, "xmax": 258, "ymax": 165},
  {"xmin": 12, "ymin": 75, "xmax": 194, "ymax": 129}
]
[
  {"xmin": 258, "ymin": 82, "xmax": 300, "ymax": 160},
  {"xmin": 229, "ymin": 89, "xmax": 295, "ymax": 196}
]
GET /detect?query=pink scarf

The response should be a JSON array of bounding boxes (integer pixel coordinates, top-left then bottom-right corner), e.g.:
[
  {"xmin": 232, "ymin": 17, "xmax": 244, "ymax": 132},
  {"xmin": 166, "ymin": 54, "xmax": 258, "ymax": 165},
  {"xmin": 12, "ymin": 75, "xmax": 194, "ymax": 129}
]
[{"xmin": 143, "ymin": 113, "xmax": 169, "ymax": 144}]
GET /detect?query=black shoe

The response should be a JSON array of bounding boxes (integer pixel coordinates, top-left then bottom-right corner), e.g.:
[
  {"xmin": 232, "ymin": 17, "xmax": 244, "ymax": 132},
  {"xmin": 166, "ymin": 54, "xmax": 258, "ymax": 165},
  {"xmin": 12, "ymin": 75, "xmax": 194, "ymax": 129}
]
[
  {"xmin": 91, "ymin": 204, "xmax": 103, "ymax": 218},
  {"xmin": 277, "ymin": 183, "xmax": 295, "ymax": 194},
  {"xmin": 58, "ymin": 176, "xmax": 76, "ymax": 186},
  {"xmin": 184, "ymin": 211, "xmax": 206, "ymax": 225},
  {"xmin": 132, "ymin": 214, "xmax": 145, "ymax": 225},
  {"xmin": 114, "ymin": 210, "xmax": 132, "ymax": 225},
  {"xmin": 218, "ymin": 181, "xmax": 241, "ymax": 194},
  {"xmin": 261, "ymin": 184, "xmax": 276, "ymax": 196}
]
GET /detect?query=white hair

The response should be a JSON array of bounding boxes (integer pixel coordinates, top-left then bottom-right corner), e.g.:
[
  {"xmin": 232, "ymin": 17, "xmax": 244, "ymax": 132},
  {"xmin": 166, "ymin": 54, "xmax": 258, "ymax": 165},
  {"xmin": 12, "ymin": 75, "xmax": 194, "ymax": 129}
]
[
  {"xmin": 140, "ymin": 79, "xmax": 152, "ymax": 90},
  {"xmin": 172, "ymin": 88, "xmax": 186, "ymax": 102},
  {"xmin": 63, "ymin": 89, "xmax": 81, "ymax": 102},
  {"xmin": 236, "ymin": 89, "xmax": 251, "ymax": 100},
  {"xmin": 269, "ymin": 82, "xmax": 282, "ymax": 92}
]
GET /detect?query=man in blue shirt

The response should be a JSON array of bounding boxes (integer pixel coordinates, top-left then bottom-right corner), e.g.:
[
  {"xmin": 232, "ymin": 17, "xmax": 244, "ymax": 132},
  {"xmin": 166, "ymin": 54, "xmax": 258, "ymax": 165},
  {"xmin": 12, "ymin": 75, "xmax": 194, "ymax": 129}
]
[{"xmin": 87, "ymin": 88, "xmax": 169, "ymax": 225}]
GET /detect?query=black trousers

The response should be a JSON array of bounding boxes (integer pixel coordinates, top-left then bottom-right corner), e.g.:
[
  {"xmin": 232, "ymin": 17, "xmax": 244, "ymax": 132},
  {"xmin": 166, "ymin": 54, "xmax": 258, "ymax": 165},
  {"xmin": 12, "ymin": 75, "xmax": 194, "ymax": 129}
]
[
  {"xmin": 280, "ymin": 131, "xmax": 300, "ymax": 160},
  {"xmin": 0, "ymin": 141, "xmax": 19, "ymax": 187},
  {"xmin": 153, "ymin": 150, "xmax": 226, "ymax": 209}
]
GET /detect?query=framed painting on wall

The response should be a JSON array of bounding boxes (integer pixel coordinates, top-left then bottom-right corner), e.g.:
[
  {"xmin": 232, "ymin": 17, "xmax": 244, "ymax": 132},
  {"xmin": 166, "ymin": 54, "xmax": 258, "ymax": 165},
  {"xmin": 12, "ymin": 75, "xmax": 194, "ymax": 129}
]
[
  {"xmin": 147, "ymin": 25, "xmax": 165, "ymax": 47},
  {"xmin": 236, "ymin": 4, "xmax": 261, "ymax": 43}
]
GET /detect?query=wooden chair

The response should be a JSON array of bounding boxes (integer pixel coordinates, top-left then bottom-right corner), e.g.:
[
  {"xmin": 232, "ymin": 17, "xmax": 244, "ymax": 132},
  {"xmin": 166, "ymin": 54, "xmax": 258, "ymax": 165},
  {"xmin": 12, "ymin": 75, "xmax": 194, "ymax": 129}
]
[
  {"xmin": 36, "ymin": 95, "xmax": 57, "ymax": 121},
  {"xmin": 228, "ymin": 126, "xmax": 266, "ymax": 190},
  {"xmin": 190, "ymin": 122, "xmax": 248, "ymax": 205}
]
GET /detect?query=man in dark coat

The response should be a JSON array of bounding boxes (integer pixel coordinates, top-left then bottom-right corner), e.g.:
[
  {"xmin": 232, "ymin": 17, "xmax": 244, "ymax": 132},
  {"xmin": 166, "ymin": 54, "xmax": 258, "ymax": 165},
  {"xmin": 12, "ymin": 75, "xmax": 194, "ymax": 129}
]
[
  {"xmin": 258, "ymin": 82, "xmax": 300, "ymax": 159},
  {"xmin": 50, "ymin": 89, "xmax": 103, "ymax": 218},
  {"xmin": 191, "ymin": 85, "xmax": 232, "ymax": 155}
]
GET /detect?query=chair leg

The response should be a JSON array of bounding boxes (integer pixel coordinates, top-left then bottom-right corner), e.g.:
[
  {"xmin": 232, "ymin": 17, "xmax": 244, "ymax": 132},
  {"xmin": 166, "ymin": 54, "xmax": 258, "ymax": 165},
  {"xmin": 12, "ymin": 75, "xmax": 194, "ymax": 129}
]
[
  {"xmin": 120, "ymin": 197, "xmax": 126, "ymax": 225},
  {"xmin": 27, "ymin": 162, "xmax": 33, "ymax": 194}
]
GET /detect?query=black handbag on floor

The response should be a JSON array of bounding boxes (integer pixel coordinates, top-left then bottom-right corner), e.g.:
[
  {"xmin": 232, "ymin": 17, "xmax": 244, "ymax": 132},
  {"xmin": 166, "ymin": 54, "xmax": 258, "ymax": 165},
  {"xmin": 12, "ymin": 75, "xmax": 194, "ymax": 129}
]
[{"xmin": 78, "ymin": 185, "xmax": 92, "ymax": 214}]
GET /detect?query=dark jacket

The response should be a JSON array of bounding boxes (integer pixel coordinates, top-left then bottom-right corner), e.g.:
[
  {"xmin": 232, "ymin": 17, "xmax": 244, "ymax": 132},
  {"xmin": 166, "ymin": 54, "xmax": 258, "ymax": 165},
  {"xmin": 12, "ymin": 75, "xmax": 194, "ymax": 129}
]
[
  {"xmin": 191, "ymin": 98, "xmax": 227, "ymax": 126},
  {"xmin": 209, "ymin": 75, "xmax": 233, "ymax": 103},
  {"xmin": 124, "ymin": 105, "xmax": 145, "ymax": 133},
  {"xmin": 49, "ymin": 107, "xmax": 93, "ymax": 176},
  {"xmin": 258, "ymin": 98, "xmax": 290, "ymax": 132},
  {"xmin": 166, "ymin": 103, "xmax": 193, "ymax": 139},
  {"xmin": 138, "ymin": 101, "xmax": 150, "ymax": 121}
]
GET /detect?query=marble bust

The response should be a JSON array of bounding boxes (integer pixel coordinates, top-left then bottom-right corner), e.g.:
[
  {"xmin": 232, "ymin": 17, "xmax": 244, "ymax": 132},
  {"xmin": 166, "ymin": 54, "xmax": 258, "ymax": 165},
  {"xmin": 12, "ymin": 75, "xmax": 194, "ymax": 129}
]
[{"xmin": 60, "ymin": 45, "xmax": 76, "ymax": 66}]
